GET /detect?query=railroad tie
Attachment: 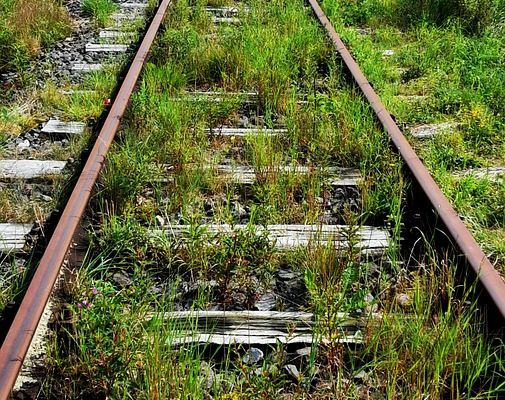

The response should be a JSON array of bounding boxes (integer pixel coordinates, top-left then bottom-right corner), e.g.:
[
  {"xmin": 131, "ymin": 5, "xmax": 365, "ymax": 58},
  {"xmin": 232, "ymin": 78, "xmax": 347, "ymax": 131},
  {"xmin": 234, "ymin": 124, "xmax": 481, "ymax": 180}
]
[
  {"xmin": 453, "ymin": 167, "xmax": 505, "ymax": 182},
  {"xmin": 99, "ymin": 30, "xmax": 136, "ymax": 39},
  {"xmin": 212, "ymin": 16, "xmax": 241, "ymax": 24},
  {"xmin": 162, "ymin": 164, "xmax": 361, "ymax": 187},
  {"xmin": 120, "ymin": 3, "xmax": 148, "ymax": 9},
  {"xmin": 85, "ymin": 44, "xmax": 128, "ymax": 53},
  {"xmin": 41, "ymin": 119, "xmax": 86, "ymax": 135},
  {"xmin": 111, "ymin": 12, "xmax": 144, "ymax": 22},
  {"xmin": 203, "ymin": 6, "xmax": 250, "ymax": 17},
  {"xmin": 409, "ymin": 122, "xmax": 458, "ymax": 139},
  {"xmin": 150, "ymin": 311, "xmax": 369, "ymax": 346},
  {"xmin": 0, "ymin": 160, "xmax": 67, "ymax": 181},
  {"xmin": 0, "ymin": 224, "xmax": 32, "ymax": 253},
  {"xmin": 204, "ymin": 127, "xmax": 287, "ymax": 137},
  {"xmin": 71, "ymin": 63, "xmax": 103, "ymax": 72},
  {"xmin": 154, "ymin": 224, "xmax": 390, "ymax": 256},
  {"xmin": 58, "ymin": 89, "xmax": 97, "ymax": 96}
]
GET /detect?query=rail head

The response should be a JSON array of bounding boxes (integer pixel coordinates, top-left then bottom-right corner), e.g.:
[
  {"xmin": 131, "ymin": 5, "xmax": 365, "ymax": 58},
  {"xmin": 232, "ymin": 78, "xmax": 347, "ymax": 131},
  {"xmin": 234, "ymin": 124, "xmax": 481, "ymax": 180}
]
[
  {"xmin": 0, "ymin": 1, "xmax": 173, "ymax": 398},
  {"xmin": 306, "ymin": 0, "xmax": 505, "ymax": 319}
]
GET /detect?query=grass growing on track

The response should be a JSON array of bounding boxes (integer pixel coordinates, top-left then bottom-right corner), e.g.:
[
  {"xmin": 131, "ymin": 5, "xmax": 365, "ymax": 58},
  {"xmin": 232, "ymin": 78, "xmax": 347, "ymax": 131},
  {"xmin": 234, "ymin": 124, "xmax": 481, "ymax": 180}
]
[
  {"xmin": 0, "ymin": 0, "xmax": 70, "ymax": 139},
  {"xmin": 0, "ymin": 0, "xmax": 71, "ymax": 74},
  {"xmin": 44, "ymin": 245, "xmax": 505, "ymax": 398},
  {"xmin": 42, "ymin": 0, "xmax": 505, "ymax": 398},
  {"xmin": 319, "ymin": 0, "xmax": 505, "ymax": 271}
]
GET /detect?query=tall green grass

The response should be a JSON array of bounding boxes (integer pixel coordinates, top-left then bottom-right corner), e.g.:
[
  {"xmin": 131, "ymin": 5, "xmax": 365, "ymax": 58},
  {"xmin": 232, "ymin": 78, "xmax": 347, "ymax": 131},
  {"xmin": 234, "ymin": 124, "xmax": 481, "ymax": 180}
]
[{"xmin": 326, "ymin": 0, "xmax": 503, "ymax": 35}]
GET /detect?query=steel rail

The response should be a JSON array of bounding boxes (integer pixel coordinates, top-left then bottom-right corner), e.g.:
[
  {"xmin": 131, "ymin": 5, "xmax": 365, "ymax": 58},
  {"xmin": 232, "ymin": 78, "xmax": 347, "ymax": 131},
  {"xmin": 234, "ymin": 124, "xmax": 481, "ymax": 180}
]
[
  {"xmin": 0, "ymin": 0, "xmax": 172, "ymax": 397},
  {"xmin": 307, "ymin": 0, "xmax": 505, "ymax": 318}
]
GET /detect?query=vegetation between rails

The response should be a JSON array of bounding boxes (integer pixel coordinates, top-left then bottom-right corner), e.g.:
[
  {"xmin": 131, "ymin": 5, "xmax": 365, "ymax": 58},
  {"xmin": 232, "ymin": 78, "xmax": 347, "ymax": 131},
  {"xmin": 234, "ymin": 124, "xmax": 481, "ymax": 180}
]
[{"xmin": 42, "ymin": 0, "xmax": 505, "ymax": 399}]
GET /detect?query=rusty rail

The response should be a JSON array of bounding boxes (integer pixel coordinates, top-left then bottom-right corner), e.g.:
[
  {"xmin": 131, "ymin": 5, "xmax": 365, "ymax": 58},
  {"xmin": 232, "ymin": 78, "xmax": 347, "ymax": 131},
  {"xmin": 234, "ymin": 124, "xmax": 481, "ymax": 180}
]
[
  {"xmin": 0, "ymin": 0, "xmax": 172, "ymax": 398},
  {"xmin": 307, "ymin": 0, "xmax": 505, "ymax": 318}
]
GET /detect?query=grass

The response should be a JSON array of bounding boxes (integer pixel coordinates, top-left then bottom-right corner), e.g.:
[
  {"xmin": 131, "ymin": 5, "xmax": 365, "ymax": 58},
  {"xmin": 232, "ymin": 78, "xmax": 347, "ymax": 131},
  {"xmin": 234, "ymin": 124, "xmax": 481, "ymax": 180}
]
[
  {"xmin": 40, "ymin": 0, "xmax": 505, "ymax": 398},
  {"xmin": 0, "ymin": 0, "xmax": 145, "ymax": 336},
  {"xmin": 318, "ymin": 0, "xmax": 505, "ymax": 270},
  {"xmin": 0, "ymin": 104, "xmax": 39, "ymax": 140},
  {"xmin": 0, "ymin": 0, "xmax": 69, "ymax": 143},
  {"xmin": 0, "ymin": 0, "xmax": 71, "ymax": 74},
  {"xmin": 82, "ymin": 0, "xmax": 118, "ymax": 27}
]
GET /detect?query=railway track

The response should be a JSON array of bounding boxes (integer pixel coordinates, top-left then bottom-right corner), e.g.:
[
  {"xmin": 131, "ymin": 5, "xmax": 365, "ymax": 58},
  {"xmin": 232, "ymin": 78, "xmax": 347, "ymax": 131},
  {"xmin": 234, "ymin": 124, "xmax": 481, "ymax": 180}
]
[{"xmin": 1, "ymin": 0, "xmax": 504, "ymax": 397}]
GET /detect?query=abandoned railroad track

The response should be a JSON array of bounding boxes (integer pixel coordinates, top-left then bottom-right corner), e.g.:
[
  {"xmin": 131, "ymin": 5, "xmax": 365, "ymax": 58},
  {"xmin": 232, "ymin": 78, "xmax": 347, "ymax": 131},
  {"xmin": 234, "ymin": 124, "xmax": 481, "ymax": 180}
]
[{"xmin": 1, "ymin": 0, "xmax": 504, "ymax": 398}]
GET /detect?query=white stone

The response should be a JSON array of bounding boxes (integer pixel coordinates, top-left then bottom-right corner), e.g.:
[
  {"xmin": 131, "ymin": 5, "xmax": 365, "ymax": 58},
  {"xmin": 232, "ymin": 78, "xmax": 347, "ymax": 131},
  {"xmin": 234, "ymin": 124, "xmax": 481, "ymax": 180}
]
[{"xmin": 17, "ymin": 139, "xmax": 30, "ymax": 149}]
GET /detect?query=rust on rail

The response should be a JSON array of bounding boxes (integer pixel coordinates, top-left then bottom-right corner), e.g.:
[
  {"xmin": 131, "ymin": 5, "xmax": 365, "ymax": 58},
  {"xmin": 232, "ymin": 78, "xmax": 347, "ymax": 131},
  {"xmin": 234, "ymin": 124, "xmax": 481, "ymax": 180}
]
[
  {"xmin": 307, "ymin": 0, "xmax": 505, "ymax": 318},
  {"xmin": 0, "ymin": 0, "xmax": 173, "ymax": 398}
]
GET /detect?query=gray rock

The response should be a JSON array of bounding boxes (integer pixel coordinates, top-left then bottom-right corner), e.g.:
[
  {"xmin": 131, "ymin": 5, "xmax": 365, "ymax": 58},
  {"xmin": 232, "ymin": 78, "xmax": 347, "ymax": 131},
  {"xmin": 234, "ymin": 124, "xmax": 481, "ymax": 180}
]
[
  {"xmin": 17, "ymin": 140, "xmax": 30, "ymax": 150},
  {"xmin": 364, "ymin": 293, "xmax": 378, "ymax": 313},
  {"xmin": 277, "ymin": 269, "xmax": 298, "ymax": 280},
  {"xmin": 150, "ymin": 286, "xmax": 163, "ymax": 295},
  {"xmin": 364, "ymin": 293, "xmax": 374, "ymax": 303},
  {"xmin": 296, "ymin": 347, "xmax": 312, "ymax": 358},
  {"xmin": 232, "ymin": 201, "xmax": 247, "ymax": 218},
  {"xmin": 200, "ymin": 361, "xmax": 215, "ymax": 389},
  {"xmin": 242, "ymin": 348, "xmax": 264, "ymax": 365},
  {"xmin": 284, "ymin": 364, "xmax": 300, "ymax": 381},
  {"xmin": 112, "ymin": 271, "xmax": 133, "ymax": 287},
  {"xmin": 396, "ymin": 293, "xmax": 411, "ymax": 307},
  {"xmin": 155, "ymin": 215, "xmax": 165, "ymax": 226},
  {"xmin": 239, "ymin": 115, "xmax": 249, "ymax": 128},
  {"xmin": 354, "ymin": 370, "xmax": 367, "ymax": 381},
  {"xmin": 255, "ymin": 292, "xmax": 276, "ymax": 311},
  {"xmin": 35, "ymin": 193, "xmax": 53, "ymax": 202},
  {"xmin": 356, "ymin": 28, "xmax": 372, "ymax": 36}
]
